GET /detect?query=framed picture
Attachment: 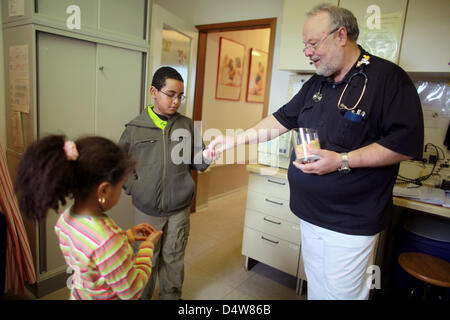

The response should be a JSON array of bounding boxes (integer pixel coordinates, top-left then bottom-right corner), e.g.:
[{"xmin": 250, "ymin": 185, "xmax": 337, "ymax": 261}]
[
  {"xmin": 215, "ymin": 37, "xmax": 245, "ymax": 101},
  {"xmin": 246, "ymin": 48, "xmax": 268, "ymax": 103}
]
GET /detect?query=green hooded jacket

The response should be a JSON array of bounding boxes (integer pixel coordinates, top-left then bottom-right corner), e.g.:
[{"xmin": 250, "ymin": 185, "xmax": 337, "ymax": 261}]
[{"xmin": 118, "ymin": 107, "xmax": 210, "ymax": 216}]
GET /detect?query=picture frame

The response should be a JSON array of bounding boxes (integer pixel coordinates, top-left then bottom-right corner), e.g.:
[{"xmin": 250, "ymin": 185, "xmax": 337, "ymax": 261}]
[
  {"xmin": 215, "ymin": 37, "xmax": 245, "ymax": 101},
  {"xmin": 246, "ymin": 48, "xmax": 268, "ymax": 103}
]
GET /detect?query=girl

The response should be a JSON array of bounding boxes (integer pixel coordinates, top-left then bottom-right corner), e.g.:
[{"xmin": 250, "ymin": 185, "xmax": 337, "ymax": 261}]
[{"xmin": 14, "ymin": 134, "xmax": 162, "ymax": 300}]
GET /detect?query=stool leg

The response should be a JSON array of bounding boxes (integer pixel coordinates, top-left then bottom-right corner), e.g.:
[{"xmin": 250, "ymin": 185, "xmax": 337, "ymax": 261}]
[{"xmin": 422, "ymin": 283, "xmax": 430, "ymax": 301}]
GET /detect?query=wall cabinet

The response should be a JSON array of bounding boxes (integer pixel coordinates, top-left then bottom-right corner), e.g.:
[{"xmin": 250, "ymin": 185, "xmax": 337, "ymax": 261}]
[
  {"xmin": 2, "ymin": 0, "xmax": 148, "ymax": 44},
  {"xmin": 242, "ymin": 167, "xmax": 306, "ymax": 294},
  {"xmin": 3, "ymin": 0, "xmax": 149, "ymax": 297},
  {"xmin": 399, "ymin": 0, "xmax": 450, "ymax": 73}
]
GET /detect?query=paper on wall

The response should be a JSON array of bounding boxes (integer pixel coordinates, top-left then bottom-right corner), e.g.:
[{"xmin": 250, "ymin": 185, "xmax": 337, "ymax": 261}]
[
  {"xmin": 9, "ymin": 45, "xmax": 30, "ymax": 113},
  {"xmin": 11, "ymin": 111, "xmax": 24, "ymax": 148},
  {"xmin": 359, "ymin": 11, "xmax": 403, "ymax": 64},
  {"xmin": 8, "ymin": 0, "xmax": 24, "ymax": 17}
]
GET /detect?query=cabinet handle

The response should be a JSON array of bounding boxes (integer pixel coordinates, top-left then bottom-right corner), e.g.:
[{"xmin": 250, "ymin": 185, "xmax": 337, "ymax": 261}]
[
  {"xmin": 261, "ymin": 236, "xmax": 279, "ymax": 244},
  {"xmin": 267, "ymin": 179, "xmax": 286, "ymax": 186},
  {"xmin": 264, "ymin": 217, "xmax": 281, "ymax": 225},
  {"xmin": 265, "ymin": 198, "xmax": 283, "ymax": 206}
]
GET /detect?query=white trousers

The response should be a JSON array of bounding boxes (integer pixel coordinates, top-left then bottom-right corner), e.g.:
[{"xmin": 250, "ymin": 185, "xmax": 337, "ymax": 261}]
[{"xmin": 300, "ymin": 219, "xmax": 379, "ymax": 300}]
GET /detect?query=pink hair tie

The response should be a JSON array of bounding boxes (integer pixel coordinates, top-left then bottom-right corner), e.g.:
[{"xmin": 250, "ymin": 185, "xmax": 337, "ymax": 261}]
[{"xmin": 63, "ymin": 140, "xmax": 79, "ymax": 161}]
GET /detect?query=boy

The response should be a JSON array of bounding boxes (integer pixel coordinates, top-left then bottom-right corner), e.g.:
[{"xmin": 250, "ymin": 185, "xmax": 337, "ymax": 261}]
[{"xmin": 119, "ymin": 66, "xmax": 213, "ymax": 300}]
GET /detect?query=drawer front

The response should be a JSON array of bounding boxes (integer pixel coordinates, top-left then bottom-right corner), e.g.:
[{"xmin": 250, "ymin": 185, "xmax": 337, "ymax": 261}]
[
  {"xmin": 248, "ymin": 173, "xmax": 290, "ymax": 200},
  {"xmin": 242, "ymin": 227, "xmax": 300, "ymax": 277},
  {"xmin": 246, "ymin": 190, "xmax": 300, "ymax": 224},
  {"xmin": 245, "ymin": 208, "xmax": 301, "ymax": 244}
]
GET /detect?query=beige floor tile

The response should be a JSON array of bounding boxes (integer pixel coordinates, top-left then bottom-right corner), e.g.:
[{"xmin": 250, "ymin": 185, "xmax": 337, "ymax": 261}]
[
  {"xmin": 236, "ymin": 262, "xmax": 305, "ymax": 300},
  {"xmin": 191, "ymin": 237, "xmax": 255, "ymax": 288},
  {"xmin": 221, "ymin": 288, "xmax": 258, "ymax": 300},
  {"xmin": 182, "ymin": 265, "xmax": 235, "ymax": 300}
]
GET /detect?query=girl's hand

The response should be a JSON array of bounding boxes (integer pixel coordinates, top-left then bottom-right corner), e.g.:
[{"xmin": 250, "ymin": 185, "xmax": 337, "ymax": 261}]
[
  {"xmin": 131, "ymin": 223, "xmax": 156, "ymax": 241},
  {"xmin": 141, "ymin": 230, "xmax": 163, "ymax": 248}
]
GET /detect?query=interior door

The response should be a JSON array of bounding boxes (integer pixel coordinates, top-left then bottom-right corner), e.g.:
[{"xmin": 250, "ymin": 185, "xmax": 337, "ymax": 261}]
[{"xmin": 148, "ymin": 3, "xmax": 198, "ymax": 118}]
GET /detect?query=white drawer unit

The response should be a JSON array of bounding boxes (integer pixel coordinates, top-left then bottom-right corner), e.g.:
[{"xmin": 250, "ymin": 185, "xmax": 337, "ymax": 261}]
[
  {"xmin": 248, "ymin": 173, "xmax": 290, "ymax": 201},
  {"xmin": 242, "ymin": 227, "xmax": 300, "ymax": 277},
  {"xmin": 246, "ymin": 190, "xmax": 299, "ymax": 225},
  {"xmin": 244, "ymin": 208, "xmax": 301, "ymax": 244},
  {"xmin": 242, "ymin": 169, "xmax": 306, "ymax": 295}
]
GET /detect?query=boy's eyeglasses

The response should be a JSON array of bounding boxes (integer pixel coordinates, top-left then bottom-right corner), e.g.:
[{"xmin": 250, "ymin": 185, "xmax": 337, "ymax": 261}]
[{"xmin": 159, "ymin": 89, "xmax": 186, "ymax": 102}]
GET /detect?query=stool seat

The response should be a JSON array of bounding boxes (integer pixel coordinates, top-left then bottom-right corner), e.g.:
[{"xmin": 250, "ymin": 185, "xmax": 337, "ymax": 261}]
[{"xmin": 398, "ymin": 252, "xmax": 450, "ymax": 288}]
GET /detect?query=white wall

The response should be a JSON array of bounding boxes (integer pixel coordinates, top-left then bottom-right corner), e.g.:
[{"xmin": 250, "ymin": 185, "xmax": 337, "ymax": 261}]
[
  {"xmin": 0, "ymin": 4, "xmax": 6, "ymax": 149},
  {"xmin": 154, "ymin": 0, "xmax": 294, "ymax": 115}
]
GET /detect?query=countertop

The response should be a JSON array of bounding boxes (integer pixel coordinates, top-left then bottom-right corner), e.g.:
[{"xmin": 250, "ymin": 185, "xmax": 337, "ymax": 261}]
[{"xmin": 246, "ymin": 164, "xmax": 450, "ymax": 219}]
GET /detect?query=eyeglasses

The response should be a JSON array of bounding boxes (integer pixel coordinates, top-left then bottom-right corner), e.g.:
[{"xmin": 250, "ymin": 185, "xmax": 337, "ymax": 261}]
[
  {"xmin": 159, "ymin": 89, "xmax": 186, "ymax": 102},
  {"xmin": 302, "ymin": 26, "xmax": 340, "ymax": 53}
]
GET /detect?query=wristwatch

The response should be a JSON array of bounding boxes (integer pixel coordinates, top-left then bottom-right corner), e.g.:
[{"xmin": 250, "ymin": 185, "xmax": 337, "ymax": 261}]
[{"xmin": 338, "ymin": 153, "xmax": 351, "ymax": 174}]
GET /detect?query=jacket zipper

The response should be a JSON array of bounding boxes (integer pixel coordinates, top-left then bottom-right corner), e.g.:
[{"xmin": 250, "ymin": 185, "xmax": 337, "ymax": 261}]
[{"xmin": 161, "ymin": 128, "xmax": 166, "ymax": 213}]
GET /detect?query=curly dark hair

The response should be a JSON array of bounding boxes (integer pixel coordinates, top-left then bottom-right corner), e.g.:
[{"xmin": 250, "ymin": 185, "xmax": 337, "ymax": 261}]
[
  {"xmin": 151, "ymin": 66, "xmax": 183, "ymax": 90},
  {"xmin": 14, "ymin": 134, "xmax": 136, "ymax": 221}
]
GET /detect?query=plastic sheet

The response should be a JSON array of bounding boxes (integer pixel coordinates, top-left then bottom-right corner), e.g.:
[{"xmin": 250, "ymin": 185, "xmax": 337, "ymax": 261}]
[{"xmin": 415, "ymin": 81, "xmax": 450, "ymax": 113}]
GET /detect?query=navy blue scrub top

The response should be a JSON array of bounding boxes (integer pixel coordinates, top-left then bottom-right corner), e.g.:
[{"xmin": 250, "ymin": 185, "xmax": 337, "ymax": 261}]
[{"xmin": 273, "ymin": 47, "xmax": 424, "ymax": 236}]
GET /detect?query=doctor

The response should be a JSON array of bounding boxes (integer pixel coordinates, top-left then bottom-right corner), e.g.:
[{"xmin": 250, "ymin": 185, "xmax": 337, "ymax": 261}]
[{"xmin": 208, "ymin": 4, "xmax": 423, "ymax": 299}]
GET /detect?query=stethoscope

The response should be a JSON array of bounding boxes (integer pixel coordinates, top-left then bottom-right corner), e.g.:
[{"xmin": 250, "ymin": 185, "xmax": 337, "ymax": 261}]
[{"xmin": 312, "ymin": 54, "xmax": 370, "ymax": 112}]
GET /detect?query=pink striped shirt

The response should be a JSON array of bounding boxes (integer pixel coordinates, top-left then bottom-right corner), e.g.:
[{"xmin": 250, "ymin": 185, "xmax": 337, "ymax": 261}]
[{"xmin": 54, "ymin": 208, "xmax": 153, "ymax": 300}]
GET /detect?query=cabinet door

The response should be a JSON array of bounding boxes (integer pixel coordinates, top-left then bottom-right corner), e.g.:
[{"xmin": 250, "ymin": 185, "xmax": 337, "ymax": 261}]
[
  {"xmin": 279, "ymin": 0, "xmax": 338, "ymax": 71},
  {"xmin": 96, "ymin": 44, "xmax": 144, "ymax": 232},
  {"xmin": 399, "ymin": 0, "xmax": 450, "ymax": 72},
  {"xmin": 339, "ymin": 0, "xmax": 407, "ymax": 64},
  {"xmin": 96, "ymin": 44, "xmax": 143, "ymax": 143},
  {"xmin": 37, "ymin": 32, "xmax": 97, "ymax": 274},
  {"xmin": 35, "ymin": 0, "xmax": 99, "ymax": 30},
  {"xmin": 99, "ymin": 0, "xmax": 148, "ymax": 40},
  {"xmin": 37, "ymin": 32, "xmax": 96, "ymax": 138}
]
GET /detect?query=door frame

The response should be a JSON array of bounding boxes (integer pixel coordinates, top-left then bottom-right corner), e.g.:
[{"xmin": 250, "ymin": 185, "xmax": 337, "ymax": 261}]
[{"xmin": 190, "ymin": 18, "xmax": 277, "ymax": 212}]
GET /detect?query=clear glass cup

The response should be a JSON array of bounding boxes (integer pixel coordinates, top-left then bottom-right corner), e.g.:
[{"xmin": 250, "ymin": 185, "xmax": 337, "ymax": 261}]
[{"xmin": 294, "ymin": 128, "xmax": 321, "ymax": 164}]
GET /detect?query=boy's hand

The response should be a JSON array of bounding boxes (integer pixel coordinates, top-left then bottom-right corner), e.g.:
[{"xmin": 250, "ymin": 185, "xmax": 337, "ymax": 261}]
[
  {"xmin": 131, "ymin": 223, "xmax": 156, "ymax": 241},
  {"xmin": 202, "ymin": 147, "xmax": 217, "ymax": 162}
]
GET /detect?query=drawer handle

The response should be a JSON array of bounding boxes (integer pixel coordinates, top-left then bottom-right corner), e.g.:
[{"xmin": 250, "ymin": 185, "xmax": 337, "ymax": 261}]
[
  {"xmin": 267, "ymin": 179, "xmax": 286, "ymax": 186},
  {"xmin": 264, "ymin": 217, "xmax": 281, "ymax": 225},
  {"xmin": 265, "ymin": 198, "xmax": 283, "ymax": 206},
  {"xmin": 261, "ymin": 236, "xmax": 279, "ymax": 244}
]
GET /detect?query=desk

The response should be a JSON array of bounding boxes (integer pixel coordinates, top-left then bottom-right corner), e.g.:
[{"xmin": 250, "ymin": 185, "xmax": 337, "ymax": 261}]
[{"xmin": 393, "ymin": 197, "xmax": 450, "ymax": 219}]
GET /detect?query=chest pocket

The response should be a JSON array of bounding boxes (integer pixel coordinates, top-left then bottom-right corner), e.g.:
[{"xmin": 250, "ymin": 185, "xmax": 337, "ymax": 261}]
[
  {"xmin": 326, "ymin": 111, "xmax": 368, "ymax": 150},
  {"xmin": 132, "ymin": 137, "xmax": 161, "ymax": 166}
]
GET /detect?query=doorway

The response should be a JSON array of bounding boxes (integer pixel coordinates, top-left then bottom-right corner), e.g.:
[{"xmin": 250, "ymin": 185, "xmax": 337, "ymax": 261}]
[{"xmin": 191, "ymin": 18, "xmax": 277, "ymax": 212}]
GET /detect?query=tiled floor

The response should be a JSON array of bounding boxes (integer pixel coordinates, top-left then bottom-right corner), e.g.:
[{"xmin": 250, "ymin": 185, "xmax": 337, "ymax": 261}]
[{"xmin": 9, "ymin": 188, "xmax": 306, "ymax": 300}]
